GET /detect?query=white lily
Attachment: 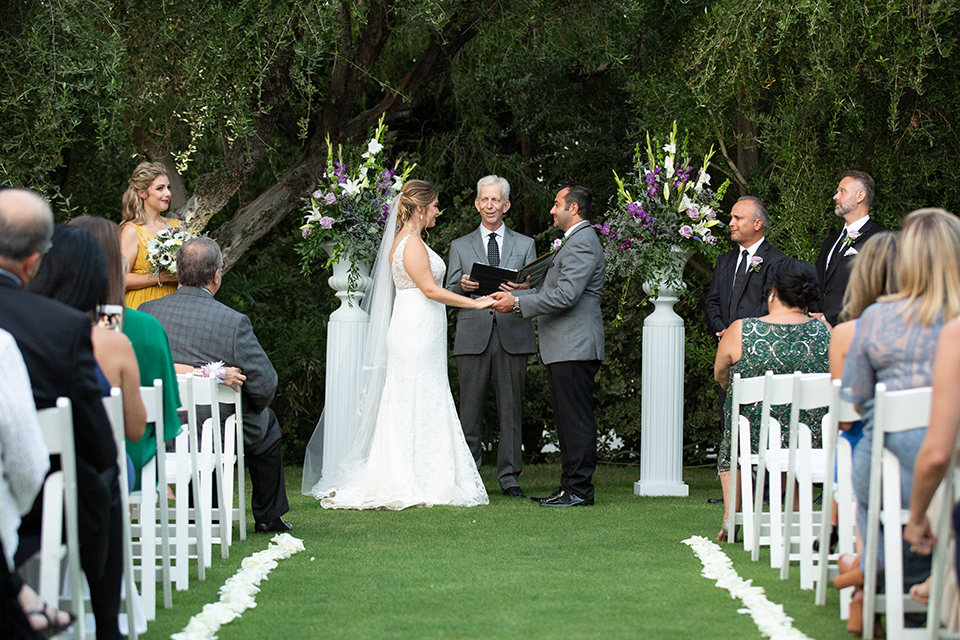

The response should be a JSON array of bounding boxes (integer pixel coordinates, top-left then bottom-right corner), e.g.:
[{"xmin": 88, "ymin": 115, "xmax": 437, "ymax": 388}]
[{"xmin": 340, "ymin": 177, "xmax": 363, "ymax": 198}]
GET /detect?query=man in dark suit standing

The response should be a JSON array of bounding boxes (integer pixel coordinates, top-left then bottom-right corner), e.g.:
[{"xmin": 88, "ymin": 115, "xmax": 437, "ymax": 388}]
[
  {"xmin": 813, "ymin": 170, "xmax": 883, "ymax": 326},
  {"xmin": 491, "ymin": 185, "xmax": 605, "ymax": 507},
  {"xmin": 446, "ymin": 175, "xmax": 537, "ymax": 498},
  {"xmin": 0, "ymin": 188, "xmax": 122, "ymax": 639},
  {"xmin": 704, "ymin": 196, "xmax": 788, "ymax": 512},
  {"xmin": 141, "ymin": 237, "xmax": 291, "ymax": 534},
  {"xmin": 705, "ymin": 196, "xmax": 788, "ymax": 339}
]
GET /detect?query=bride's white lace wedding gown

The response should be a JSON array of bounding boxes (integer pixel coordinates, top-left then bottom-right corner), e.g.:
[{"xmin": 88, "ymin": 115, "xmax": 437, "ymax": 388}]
[{"xmin": 316, "ymin": 235, "xmax": 489, "ymax": 510}]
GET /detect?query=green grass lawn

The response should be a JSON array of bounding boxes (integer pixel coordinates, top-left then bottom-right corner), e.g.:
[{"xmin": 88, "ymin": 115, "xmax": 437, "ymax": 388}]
[{"xmin": 144, "ymin": 464, "xmax": 854, "ymax": 639}]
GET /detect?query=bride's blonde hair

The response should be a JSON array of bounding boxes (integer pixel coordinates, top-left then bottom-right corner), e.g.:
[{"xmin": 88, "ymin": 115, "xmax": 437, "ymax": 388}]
[{"xmin": 396, "ymin": 179, "xmax": 437, "ymax": 228}]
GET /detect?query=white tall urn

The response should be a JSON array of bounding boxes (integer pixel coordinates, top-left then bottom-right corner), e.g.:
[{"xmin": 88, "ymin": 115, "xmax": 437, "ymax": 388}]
[
  {"xmin": 635, "ymin": 249, "xmax": 691, "ymax": 497},
  {"xmin": 322, "ymin": 243, "xmax": 371, "ymax": 472}
]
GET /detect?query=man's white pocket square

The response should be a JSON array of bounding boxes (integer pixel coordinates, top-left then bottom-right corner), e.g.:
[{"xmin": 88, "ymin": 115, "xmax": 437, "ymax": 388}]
[{"xmin": 844, "ymin": 247, "xmax": 859, "ymax": 257}]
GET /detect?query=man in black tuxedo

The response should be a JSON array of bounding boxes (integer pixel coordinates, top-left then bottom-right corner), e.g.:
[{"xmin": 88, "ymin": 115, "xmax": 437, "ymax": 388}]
[
  {"xmin": 813, "ymin": 170, "xmax": 883, "ymax": 326},
  {"xmin": 0, "ymin": 189, "xmax": 123, "ymax": 640},
  {"xmin": 705, "ymin": 196, "xmax": 788, "ymax": 339}
]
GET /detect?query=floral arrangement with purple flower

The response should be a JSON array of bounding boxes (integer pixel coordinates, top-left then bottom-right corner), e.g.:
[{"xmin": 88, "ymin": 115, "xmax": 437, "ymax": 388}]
[
  {"xmin": 597, "ymin": 121, "xmax": 730, "ymax": 304},
  {"xmin": 295, "ymin": 115, "xmax": 414, "ymax": 292}
]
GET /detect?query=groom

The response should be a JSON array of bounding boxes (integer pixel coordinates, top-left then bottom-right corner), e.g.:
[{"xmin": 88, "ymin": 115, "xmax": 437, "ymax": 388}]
[{"xmin": 491, "ymin": 185, "xmax": 605, "ymax": 507}]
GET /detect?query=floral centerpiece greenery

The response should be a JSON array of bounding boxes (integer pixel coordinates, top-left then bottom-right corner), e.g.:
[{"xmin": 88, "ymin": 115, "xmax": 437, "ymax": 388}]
[
  {"xmin": 597, "ymin": 122, "xmax": 731, "ymax": 320},
  {"xmin": 295, "ymin": 115, "xmax": 414, "ymax": 291},
  {"xmin": 146, "ymin": 227, "xmax": 195, "ymax": 275}
]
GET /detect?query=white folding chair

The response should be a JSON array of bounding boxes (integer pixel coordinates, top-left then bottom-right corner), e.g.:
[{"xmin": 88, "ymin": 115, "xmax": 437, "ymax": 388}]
[
  {"xmin": 35, "ymin": 398, "xmax": 85, "ymax": 639},
  {"xmin": 102, "ymin": 388, "xmax": 140, "ymax": 639},
  {"xmin": 217, "ymin": 383, "xmax": 246, "ymax": 545},
  {"xmin": 169, "ymin": 374, "xmax": 206, "ymax": 584},
  {"xmin": 863, "ymin": 384, "xmax": 934, "ymax": 639},
  {"xmin": 781, "ymin": 372, "xmax": 833, "ymax": 588},
  {"xmin": 927, "ymin": 463, "xmax": 960, "ymax": 640},
  {"xmin": 178, "ymin": 374, "xmax": 229, "ymax": 562},
  {"xmin": 751, "ymin": 371, "xmax": 796, "ymax": 564},
  {"xmin": 815, "ymin": 380, "xmax": 861, "ymax": 618},
  {"xmin": 726, "ymin": 372, "xmax": 765, "ymax": 547},
  {"xmin": 128, "ymin": 380, "xmax": 172, "ymax": 620}
]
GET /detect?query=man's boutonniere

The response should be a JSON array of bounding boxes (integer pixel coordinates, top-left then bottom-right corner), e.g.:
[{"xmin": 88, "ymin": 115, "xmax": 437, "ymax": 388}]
[
  {"xmin": 552, "ymin": 238, "xmax": 566, "ymax": 252},
  {"xmin": 842, "ymin": 228, "xmax": 861, "ymax": 249},
  {"xmin": 748, "ymin": 256, "xmax": 763, "ymax": 272}
]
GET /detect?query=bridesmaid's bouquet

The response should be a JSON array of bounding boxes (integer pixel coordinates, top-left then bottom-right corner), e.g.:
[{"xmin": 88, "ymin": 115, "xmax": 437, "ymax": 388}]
[
  {"xmin": 146, "ymin": 227, "xmax": 194, "ymax": 275},
  {"xmin": 296, "ymin": 115, "xmax": 415, "ymax": 290}
]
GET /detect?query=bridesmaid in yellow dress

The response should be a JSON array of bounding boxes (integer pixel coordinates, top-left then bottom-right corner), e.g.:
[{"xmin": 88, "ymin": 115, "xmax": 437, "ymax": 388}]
[{"xmin": 120, "ymin": 161, "xmax": 181, "ymax": 309}]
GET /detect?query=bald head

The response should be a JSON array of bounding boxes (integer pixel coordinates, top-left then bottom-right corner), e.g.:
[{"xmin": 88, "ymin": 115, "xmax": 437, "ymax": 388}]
[{"xmin": 0, "ymin": 189, "xmax": 55, "ymax": 261}]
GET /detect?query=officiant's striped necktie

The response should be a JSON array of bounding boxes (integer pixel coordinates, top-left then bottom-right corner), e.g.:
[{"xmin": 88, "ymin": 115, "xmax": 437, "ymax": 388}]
[{"xmin": 487, "ymin": 232, "xmax": 500, "ymax": 267}]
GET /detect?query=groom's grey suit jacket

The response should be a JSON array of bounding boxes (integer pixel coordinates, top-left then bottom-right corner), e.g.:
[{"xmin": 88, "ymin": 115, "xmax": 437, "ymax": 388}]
[
  {"xmin": 446, "ymin": 226, "xmax": 537, "ymax": 355},
  {"xmin": 140, "ymin": 286, "xmax": 278, "ymax": 448},
  {"xmin": 517, "ymin": 222, "xmax": 605, "ymax": 364}
]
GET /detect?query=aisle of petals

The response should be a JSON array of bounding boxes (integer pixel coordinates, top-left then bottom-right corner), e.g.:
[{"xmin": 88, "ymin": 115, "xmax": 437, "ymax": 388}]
[
  {"xmin": 171, "ymin": 533, "xmax": 305, "ymax": 640},
  {"xmin": 682, "ymin": 535, "xmax": 813, "ymax": 640}
]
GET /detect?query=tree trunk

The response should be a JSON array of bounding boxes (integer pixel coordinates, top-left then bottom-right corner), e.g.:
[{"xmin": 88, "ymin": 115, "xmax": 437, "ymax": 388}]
[{"xmin": 735, "ymin": 88, "xmax": 759, "ymax": 197}]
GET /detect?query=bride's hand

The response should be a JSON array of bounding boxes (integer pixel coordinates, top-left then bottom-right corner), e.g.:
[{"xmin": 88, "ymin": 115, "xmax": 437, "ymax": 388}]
[{"xmin": 473, "ymin": 296, "xmax": 495, "ymax": 310}]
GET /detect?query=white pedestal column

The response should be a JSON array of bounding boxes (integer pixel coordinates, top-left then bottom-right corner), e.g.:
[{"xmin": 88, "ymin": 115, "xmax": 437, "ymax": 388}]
[
  {"xmin": 635, "ymin": 271, "xmax": 689, "ymax": 497},
  {"xmin": 322, "ymin": 247, "xmax": 371, "ymax": 472}
]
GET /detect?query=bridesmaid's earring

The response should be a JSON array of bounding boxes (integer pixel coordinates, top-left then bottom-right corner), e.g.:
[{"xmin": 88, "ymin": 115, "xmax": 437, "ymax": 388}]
[{"xmin": 768, "ymin": 294, "xmax": 774, "ymax": 302}]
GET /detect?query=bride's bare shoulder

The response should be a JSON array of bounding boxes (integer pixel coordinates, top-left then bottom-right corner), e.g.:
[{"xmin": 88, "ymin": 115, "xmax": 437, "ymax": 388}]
[{"xmin": 390, "ymin": 233, "xmax": 423, "ymax": 263}]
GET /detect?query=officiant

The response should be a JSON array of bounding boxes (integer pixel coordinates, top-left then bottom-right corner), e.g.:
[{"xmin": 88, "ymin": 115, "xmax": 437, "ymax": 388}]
[{"xmin": 445, "ymin": 175, "xmax": 537, "ymax": 498}]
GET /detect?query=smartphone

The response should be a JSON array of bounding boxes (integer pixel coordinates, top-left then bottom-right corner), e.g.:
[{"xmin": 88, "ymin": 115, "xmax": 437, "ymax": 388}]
[{"xmin": 97, "ymin": 304, "xmax": 124, "ymax": 331}]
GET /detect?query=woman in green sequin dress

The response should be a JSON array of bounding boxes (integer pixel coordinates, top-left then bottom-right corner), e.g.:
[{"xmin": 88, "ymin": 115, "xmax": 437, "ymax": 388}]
[{"xmin": 714, "ymin": 259, "xmax": 830, "ymax": 541}]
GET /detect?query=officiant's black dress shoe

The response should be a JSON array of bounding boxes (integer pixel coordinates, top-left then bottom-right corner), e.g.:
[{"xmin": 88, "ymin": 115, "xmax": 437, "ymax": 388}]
[
  {"xmin": 539, "ymin": 490, "xmax": 593, "ymax": 507},
  {"xmin": 502, "ymin": 486, "xmax": 527, "ymax": 498},
  {"xmin": 530, "ymin": 488, "xmax": 562, "ymax": 504},
  {"xmin": 254, "ymin": 517, "xmax": 292, "ymax": 534}
]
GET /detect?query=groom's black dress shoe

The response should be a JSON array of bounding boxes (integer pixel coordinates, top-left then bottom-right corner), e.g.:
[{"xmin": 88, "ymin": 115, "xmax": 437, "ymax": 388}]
[
  {"xmin": 539, "ymin": 490, "xmax": 593, "ymax": 507},
  {"xmin": 502, "ymin": 486, "xmax": 527, "ymax": 498},
  {"xmin": 530, "ymin": 488, "xmax": 562, "ymax": 504},
  {"xmin": 254, "ymin": 517, "xmax": 292, "ymax": 534}
]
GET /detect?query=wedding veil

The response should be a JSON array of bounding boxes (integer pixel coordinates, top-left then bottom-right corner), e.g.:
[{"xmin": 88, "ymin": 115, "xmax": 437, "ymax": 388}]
[{"xmin": 301, "ymin": 195, "xmax": 400, "ymax": 495}]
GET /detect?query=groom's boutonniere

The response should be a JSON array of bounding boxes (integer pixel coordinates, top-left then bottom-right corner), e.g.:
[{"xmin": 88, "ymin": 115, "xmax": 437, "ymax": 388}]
[
  {"xmin": 748, "ymin": 256, "xmax": 763, "ymax": 273},
  {"xmin": 552, "ymin": 238, "xmax": 566, "ymax": 252}
]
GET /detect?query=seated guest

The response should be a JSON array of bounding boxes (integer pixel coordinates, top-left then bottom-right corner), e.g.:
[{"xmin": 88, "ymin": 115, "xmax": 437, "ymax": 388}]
[
  {"xmin": 821, "ymin": 232, "xmax": 898, "ymax": 561},
  {"xmin": 69, "ymin": 215, "xmax": 181, "ymax": 490},
  {"xmin": 714, "ymin": 258, "xmax": 830, "ymax": 542},
  {"xmin": 0, "ymin": 328, "xmax": 72, "ymax": 637},
  {"xmin": 28, "ymin": 226, "xmax": 146, "ymax": 446},
  {"xmin": 141, "ymin": 237, "xmax": 291, "ymax": 533},
  {"xmin": 842, "ymin": 208, "xmax": 960, "ymax": 634},
  {"xmin": 0, "ymin": 189, "xmax": 122, "ymax": 640}
]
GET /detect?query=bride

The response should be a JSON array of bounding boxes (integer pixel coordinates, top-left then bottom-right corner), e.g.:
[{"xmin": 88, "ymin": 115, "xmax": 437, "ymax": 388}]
[{"xmin": 302, "ymin": 180, "xmax": 492, "ymax": 509}]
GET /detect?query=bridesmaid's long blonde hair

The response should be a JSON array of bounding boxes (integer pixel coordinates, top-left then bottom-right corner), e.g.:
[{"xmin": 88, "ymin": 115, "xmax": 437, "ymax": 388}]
[{"xmin": 121, "ymin": 161, "xmax": 168, "ymax": 226}]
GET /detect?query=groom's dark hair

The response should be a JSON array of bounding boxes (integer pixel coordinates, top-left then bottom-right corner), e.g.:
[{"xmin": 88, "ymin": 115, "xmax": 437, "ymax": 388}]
[{"xmin": 559, "ymin": 184, "xmax": 592, "ymax": 218}]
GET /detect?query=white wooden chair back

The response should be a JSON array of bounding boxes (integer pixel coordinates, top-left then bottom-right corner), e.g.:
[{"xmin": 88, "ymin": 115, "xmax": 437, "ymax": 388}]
[
  {"xmin": 171, "ymin": 374, "xmax": 206, "ymax": 582},
  {"xmin": 101, "ymin": 388, "xmax": 140, "ymax": 639},
  {"xmin": 727, "ymin": 372, "xmax": 766, "ymax": 547},
  {"xmin": 751, "ymin": 371, "xmax": 795, "ymax": 563},
  {"xmin": 780, "ymin": 372, "xmax": 832, "ymax": 586},
  {"xmin": 863, "ymin": 383, "xmax": 933, "ymax": 639},
  {"xmin": 217, "ymin": 383, "xmax": 246, "ymax": 544},
  {"xmin": 36, "ymin": 397, "xmax": 85, "ymax": 639},
  {"xmin": 128, "ymin": 379, "xmax": 172, "ymax": 620}
]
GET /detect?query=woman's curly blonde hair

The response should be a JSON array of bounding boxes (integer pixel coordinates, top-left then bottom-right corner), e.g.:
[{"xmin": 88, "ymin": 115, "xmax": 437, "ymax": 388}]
[{"xmin": 396, "ymin": 179, "xmax": 437, "ymax": 228}]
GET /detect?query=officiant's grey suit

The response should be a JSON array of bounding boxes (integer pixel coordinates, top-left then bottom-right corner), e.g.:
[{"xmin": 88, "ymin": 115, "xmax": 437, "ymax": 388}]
[
  {"xmin": 516, "ymin": 221, "xmax": 605, "ymax": 500},
  {"xmin": 141, "ymin": 286, "xmax": 289, "ymax": 525},
  {"xmin": 446, "ymin": 227, "xmax": 537, "ymax": 490}
]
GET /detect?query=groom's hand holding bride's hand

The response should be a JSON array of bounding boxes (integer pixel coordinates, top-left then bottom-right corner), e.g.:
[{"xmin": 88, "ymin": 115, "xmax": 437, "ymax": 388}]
[
  {"xmin": 473, "ymin": 296, "xmax": 495, "ymax": 310},
  {"xmin": 489, "ymin": 291, "xmax": 515, "ymax": 313}
]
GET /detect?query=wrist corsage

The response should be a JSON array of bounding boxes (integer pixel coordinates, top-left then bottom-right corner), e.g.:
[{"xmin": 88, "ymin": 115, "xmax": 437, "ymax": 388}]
[{"xmin": 197, "ymin": 360, "xmax": 227, "ymax": 382}]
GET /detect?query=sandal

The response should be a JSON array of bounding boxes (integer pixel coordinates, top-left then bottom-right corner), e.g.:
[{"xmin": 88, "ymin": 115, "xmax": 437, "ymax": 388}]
[{"xmin": 25, "ymin": 603, "xmax": 76, "ymax": 638}]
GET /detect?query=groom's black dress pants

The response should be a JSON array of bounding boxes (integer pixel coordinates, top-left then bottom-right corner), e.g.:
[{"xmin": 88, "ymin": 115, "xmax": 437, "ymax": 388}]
[{"xmin": 547, "ymin": 359, "xmax": 601, "ymax": 501}]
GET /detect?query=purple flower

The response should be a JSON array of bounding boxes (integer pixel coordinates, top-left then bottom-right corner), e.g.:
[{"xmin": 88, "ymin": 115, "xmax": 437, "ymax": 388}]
[
  {"xmin": 301, "ymin": 226, "xmax": 312, "ymax": 238},
  {"xmin": 686, "ymin": 207, "xmax": 699, "ymax": 220},
  {"xmin": 644, "ymin": 172, "xmax": 657, "ymax": 186},
  {"xmin": 552, "ymin": 238, "xmax": 564, "ymax": 252},
  {"xmin": 617, "ymin": 239, "xmax": 634, "ymax": 251},
  {"xmin": 647, "ymin": 186, "xmax": 660, "ymax": 199},
  {"xmin": 311, "ymin": 190, "xmax": 324, "ymax": 200},
  {"xmin": 679, "ymin": 225, "xmax": 693, "ymax": 239},
  {"xmin": 596, "ymin": 222, "xmax": 614, "ymax": 237},
  {"xmin": 705, "ymin": 234, "xmax": 718, "ymax": 245},
  {"xmin": 748, "ymin": 256, "xmax": 764, "ymax": 272},
  {"xmin": 324, "ymin": 192, "xmax": 337, "ymax": 205},
  {"xmin": 626, "ymin": 202, "xmax": 645, "ymax": 219},
  {"xmin": 319, "ymin": 216, "xmax": 335, "ymax": 230},
  {"xmin": 703, "ymin": 206, "xmax": 716, "ymax": 221},
  {"xmin": 333, "ymin": 161, "xmax": 346, "ymax": 184}
]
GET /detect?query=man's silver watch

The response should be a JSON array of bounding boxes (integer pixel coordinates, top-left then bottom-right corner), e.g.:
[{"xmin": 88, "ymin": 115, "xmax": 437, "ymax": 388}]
[{"xmin": 512, "ymin": 297, "xmax": 522, "ymax": 318}]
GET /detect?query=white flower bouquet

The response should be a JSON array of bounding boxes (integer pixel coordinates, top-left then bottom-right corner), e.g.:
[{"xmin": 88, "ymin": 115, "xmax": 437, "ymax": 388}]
[{"xmin": 145, "ymin": 227, "xmax": 194, "ymax": 275}]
